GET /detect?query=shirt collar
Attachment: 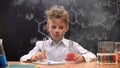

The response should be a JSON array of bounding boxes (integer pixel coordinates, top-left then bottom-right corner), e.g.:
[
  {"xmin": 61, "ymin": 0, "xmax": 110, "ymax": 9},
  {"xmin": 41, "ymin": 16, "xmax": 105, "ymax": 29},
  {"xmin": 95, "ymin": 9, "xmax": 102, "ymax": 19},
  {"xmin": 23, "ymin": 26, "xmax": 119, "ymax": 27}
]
[{"xmin": 48, "ymin": 37, "xmax": 68, "ymax": 47}]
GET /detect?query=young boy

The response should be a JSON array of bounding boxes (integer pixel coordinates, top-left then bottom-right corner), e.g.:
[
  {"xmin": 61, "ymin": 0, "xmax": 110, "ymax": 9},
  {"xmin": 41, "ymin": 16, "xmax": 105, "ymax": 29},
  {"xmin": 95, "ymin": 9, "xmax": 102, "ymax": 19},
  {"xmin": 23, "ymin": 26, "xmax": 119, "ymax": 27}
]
[{"xmin": 20, "ymin": 5, "xmax": 96, "ymax": 63}]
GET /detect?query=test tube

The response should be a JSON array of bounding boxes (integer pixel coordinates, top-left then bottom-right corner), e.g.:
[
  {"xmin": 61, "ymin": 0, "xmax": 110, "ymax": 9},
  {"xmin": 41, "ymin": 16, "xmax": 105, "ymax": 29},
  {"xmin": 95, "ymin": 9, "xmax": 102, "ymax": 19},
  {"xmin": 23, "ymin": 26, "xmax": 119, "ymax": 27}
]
[
  {"xmin": 115, "ymin": 42, "xmax": 120, "ymax": 63},
  {"xmin": 42, "ymin": 38, "xmax": 47, "ymax": 61}
]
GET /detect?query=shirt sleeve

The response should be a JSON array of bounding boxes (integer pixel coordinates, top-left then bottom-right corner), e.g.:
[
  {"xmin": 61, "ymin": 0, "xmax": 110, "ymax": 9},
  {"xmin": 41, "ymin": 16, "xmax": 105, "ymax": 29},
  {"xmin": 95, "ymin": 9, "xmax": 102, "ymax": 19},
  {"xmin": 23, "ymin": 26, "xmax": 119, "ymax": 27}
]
[
  {"xmin": 20, "ymin": 41, "xmax": 43, "ymax": 61},
  {"xmin": 73, "ymin": 42, "xmax": 96, "ymax": 62}
]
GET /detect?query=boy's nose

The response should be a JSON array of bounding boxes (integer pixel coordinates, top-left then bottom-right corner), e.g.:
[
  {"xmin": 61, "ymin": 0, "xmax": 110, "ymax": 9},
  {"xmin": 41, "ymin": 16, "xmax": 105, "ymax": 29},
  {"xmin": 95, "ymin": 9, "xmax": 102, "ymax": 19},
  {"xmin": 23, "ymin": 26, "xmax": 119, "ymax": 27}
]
[
  {"xmin": 55, "ymin": 31, "xmax": 59, "ymax": 34},
  {"xmin": 55, "ymin": 29, "xmax": 60, "ymax": 34}
]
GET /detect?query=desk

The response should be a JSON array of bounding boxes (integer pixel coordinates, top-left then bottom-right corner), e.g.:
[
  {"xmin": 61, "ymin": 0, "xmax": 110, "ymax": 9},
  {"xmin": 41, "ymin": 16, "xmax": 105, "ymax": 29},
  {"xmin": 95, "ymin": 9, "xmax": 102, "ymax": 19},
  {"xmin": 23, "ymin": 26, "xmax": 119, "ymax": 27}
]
[{"xmin": 8, "ymin": 61, "xmax": 120, "ymax": 68}]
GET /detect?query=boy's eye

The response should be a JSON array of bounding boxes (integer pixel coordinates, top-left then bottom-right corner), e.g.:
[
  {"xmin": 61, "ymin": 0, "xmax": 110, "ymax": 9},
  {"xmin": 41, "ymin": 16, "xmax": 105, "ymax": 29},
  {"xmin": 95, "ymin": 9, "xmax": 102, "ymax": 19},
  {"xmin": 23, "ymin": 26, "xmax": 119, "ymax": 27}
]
[
  {"xmin": 51, "ymin": 26, "xmax": 56, "ymax": 29},
  {"xmin": 59, "ymin": 26, "xmax": 64, "ymax": 29}
]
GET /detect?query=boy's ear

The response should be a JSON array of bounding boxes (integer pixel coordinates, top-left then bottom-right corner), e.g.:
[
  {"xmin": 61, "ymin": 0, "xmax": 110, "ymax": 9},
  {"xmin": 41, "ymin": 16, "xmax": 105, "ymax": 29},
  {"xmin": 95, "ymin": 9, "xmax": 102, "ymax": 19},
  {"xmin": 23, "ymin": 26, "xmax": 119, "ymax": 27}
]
[
  {"xmin": 65, "ymin": 25, "xmax": 69, "ymax": 32},
  {"xmin": 46, "ymin": 23, "xmax": 49, "ymax": 31}
]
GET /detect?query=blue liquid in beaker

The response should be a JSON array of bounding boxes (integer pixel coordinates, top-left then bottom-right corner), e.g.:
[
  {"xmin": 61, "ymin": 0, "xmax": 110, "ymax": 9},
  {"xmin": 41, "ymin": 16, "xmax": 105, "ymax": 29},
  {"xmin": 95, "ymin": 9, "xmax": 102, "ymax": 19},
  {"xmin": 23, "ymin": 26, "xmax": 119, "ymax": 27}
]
[{"xmin": 0, "ymin": 55, "xmax": 7, "ymax": 67}]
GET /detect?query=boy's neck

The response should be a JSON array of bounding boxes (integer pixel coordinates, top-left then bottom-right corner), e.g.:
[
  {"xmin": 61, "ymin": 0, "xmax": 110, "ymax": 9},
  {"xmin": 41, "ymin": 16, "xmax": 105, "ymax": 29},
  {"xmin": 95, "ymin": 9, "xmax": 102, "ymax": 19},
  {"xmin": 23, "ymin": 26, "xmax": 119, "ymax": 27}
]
[{"xmin": 51, "ymin": 37, "xmax": 64, "ymax": 43}]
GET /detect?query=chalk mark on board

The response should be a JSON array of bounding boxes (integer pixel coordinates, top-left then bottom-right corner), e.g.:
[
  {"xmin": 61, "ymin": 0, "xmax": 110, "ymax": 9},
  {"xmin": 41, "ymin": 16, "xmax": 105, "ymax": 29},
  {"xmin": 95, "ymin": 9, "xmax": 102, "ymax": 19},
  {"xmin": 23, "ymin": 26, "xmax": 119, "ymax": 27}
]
[
  {"xmin": 87, "ymin": 32, "xmax": 108, "ymax": 40},
  {"xmin": 35, "ymin": 19, "xmax": 49, "ymax": 38}
]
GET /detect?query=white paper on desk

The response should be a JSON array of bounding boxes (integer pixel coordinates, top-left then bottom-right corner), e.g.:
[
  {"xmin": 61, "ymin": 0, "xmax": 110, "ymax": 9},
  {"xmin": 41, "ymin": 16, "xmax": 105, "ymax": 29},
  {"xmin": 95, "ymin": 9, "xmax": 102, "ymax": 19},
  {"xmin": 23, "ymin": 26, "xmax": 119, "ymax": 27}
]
[{"xmin": 32, "ymin": 60, "xmax": 65, "ymax": 65}]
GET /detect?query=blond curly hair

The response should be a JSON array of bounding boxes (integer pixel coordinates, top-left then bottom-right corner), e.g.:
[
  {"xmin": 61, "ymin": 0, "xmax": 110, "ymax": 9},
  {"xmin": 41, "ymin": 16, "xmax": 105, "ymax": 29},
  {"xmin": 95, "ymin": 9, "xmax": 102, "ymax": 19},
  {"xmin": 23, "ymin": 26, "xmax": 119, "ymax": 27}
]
[{"xmin": 45, "ymin": 5, "xmax": 69, "ymax": 25}]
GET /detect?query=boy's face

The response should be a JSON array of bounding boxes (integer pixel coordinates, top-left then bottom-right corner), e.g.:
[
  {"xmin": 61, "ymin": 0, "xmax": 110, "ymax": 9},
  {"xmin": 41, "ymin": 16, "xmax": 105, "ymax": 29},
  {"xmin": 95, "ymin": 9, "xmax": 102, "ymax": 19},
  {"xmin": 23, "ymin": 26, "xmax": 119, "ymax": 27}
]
[{"xmin": 46, "ymin": 18, "xmax": 69, "ymax": 42}]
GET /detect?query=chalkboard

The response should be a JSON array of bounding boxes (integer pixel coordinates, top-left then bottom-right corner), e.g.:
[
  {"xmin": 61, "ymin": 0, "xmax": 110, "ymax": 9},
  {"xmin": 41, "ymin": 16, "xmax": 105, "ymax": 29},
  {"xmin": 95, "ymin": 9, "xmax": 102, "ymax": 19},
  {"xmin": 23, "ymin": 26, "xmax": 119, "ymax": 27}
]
[{"xmin": 0, "ymin": 0, "xmax": 120, "ymax": 61}]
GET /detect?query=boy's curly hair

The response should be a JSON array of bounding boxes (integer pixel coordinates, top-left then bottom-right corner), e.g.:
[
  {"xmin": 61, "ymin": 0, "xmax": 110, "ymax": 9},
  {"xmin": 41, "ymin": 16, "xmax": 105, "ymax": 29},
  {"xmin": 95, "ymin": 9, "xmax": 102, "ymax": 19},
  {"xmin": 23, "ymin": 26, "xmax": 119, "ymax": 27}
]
[{"xmin": 45, "ymin": 5, "xmax": 69, "ymax": 25}]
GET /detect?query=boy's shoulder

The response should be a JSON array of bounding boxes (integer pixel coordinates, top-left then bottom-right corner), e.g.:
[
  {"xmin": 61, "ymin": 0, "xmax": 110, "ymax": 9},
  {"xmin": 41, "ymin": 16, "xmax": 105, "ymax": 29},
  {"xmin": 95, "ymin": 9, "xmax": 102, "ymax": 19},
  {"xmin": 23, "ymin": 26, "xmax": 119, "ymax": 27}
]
[
  {"xmin": 35, "ymin": 39, "xmax": 49, "ymax": 45},
  {"xmin": 65, "ymin": 38, "xmax": 77, "ymax": 42},
  {"xmin": 35, "ymin": 40, "xmax": 43, "ymax": 45},
  {"xmin": 64, "ymin": 38, "xmax": 79, "ymax": 44}
]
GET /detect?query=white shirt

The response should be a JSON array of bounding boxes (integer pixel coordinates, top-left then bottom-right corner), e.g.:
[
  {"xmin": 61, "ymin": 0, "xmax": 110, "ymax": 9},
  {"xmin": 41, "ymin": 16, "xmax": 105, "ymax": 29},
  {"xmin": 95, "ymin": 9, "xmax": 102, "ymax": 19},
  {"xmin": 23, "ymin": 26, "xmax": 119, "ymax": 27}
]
[{"xmin": 20, "ymin": 37, "xmax": 96, "ymax": 62}]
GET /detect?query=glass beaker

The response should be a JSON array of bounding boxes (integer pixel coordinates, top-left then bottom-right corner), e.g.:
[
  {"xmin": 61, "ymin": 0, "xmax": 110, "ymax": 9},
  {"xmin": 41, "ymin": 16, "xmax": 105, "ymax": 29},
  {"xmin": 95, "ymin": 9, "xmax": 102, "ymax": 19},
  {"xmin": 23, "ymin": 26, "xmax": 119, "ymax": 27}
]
[
  {"xmin": 97, "ymin": 41, "xmax": 117, "ymax": 64},
  {"xmin": 65, "ymin": 40, "xmax": 75, "ymax": 63},
  {"xmin": 98, "ymin": 41, "xmax": 115, "ymax": 53},
  {"xmin": 0, "ymin": 39, "xmax": 7, "ymax": 67}
]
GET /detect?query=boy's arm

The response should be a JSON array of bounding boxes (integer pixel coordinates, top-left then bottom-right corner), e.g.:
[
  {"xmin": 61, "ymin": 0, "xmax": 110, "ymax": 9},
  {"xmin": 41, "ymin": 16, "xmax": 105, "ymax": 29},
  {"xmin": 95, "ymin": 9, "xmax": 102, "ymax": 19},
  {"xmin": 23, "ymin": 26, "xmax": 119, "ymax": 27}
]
[
  {"xmin": 20, "ymin": 41, "xmax": 43, "ymax": 62},
  {"xmin": 74, "ymin": 54, "xmax": 86, "ymax": 63},
  {"xmin": 81, "ymin": 51, "xmax": 96, "ymax": 62},
  {"xmin": 20, "ymin": 46, "xmax": 40, "ymax": 62},
  {"xmin": 73, "ymin": 42, "xmax": 96, "ymax": 62}
]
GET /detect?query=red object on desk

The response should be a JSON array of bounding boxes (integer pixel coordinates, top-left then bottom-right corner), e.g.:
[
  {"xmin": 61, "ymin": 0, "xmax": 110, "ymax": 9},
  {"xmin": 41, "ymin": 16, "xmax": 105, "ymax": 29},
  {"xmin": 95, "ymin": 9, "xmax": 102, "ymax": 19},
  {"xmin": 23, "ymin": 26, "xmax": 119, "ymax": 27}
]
[{"xmin": 65, "ymin": 53, "xmax": 75, "ymax": 61}]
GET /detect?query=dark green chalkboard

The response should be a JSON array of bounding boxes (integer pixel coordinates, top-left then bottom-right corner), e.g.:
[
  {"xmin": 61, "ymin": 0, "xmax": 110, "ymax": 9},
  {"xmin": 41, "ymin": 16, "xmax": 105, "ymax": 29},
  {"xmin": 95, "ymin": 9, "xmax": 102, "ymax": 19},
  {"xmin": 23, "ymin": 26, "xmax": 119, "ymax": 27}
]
[{"xmin": 0, "ymin": 0, "xmax": 120, "ymax": 60}]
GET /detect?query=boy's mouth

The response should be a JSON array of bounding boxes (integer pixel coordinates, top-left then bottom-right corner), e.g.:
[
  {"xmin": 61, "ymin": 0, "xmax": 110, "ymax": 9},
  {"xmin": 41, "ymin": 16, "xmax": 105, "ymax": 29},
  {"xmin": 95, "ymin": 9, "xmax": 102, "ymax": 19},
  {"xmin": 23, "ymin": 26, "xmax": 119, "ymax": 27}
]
[
  {"xmin": 54, "ymin": 34, "xmax": 61, "ymax": 37},
  {"xmin": 55, "ymin": 35, "xmax": 60, "ymax": 36}
]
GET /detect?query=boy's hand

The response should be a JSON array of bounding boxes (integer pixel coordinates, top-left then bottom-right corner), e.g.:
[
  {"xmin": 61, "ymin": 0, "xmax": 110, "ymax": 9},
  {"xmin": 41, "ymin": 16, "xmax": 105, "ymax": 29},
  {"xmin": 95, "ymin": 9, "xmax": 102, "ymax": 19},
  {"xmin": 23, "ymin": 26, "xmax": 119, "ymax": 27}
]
[
  {"xmin": 30, "ymin": 52, "xmax": 43, "ymax": 61},
  {"xmin": 74, "ymin": 54, "xmax": 85, "ymax": 63}
]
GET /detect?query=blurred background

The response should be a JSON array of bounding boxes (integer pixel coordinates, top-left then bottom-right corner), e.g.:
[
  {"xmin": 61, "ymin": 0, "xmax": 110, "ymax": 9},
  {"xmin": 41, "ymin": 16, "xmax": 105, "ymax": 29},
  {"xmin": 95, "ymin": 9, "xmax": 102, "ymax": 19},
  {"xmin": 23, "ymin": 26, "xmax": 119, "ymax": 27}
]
[{"xmin": 0, "ymin": 0, "xmax": 120, "ymax": 61}]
